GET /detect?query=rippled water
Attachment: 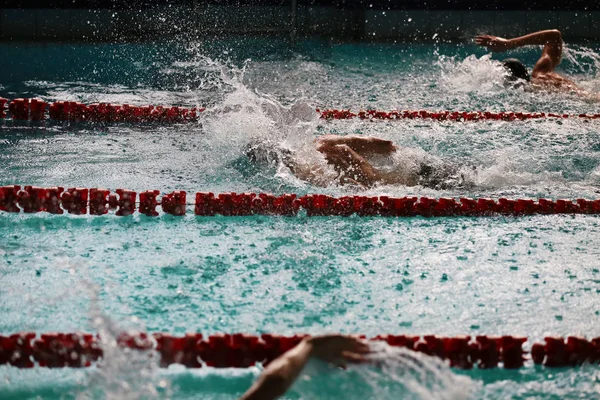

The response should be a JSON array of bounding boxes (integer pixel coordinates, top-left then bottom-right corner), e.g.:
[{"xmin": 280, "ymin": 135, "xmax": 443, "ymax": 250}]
[{"xmin": 1, "ymin": 38, "xmax": 600, "ymax": 398}]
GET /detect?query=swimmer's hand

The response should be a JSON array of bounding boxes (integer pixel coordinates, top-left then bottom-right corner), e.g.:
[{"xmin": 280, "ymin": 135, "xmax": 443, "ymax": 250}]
[
  {"xmin": 321, "ymin": 144, "xmax": 381, "ymax": 187},
  {"xmin": 308, "ymin": 334, "xmax": 371, "ymax": 368},
  {"xmin": 240, "ymin": 335, "xmax": 370, "ymax": 400},
  {"xmin": 475, "ymin": 35, "xmax": 512, "ymax": 52}
]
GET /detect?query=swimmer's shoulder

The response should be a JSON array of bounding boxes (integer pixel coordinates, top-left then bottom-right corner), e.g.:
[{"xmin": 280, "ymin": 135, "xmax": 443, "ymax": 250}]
[{"xmin": 531, "ymin": 71, "xmax": 578, "ymax": 92}]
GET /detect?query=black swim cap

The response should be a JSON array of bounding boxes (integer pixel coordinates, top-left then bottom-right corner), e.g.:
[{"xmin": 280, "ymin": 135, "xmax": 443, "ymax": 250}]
[{"xmin": 502, "ymin": 58, "xmax": 530, "ymax": 82}]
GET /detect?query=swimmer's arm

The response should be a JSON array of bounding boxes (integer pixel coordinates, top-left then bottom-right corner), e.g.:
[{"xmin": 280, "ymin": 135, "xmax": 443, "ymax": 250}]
[
  {"xmin": 239, "ymin": 335, "xmax": 370, "ymax": 400},
  {"xmin": 504, "ymin": 30, "xmax": 562, "ymax": 51},
  {"xmin": 240, "ymin": 339, "xmax": 313, "ymax": 400},
  {"xmin": 319, "ymin": 144, "xmax": 382, "ymax": 187},
  {"xmin": 513, "ymin": 30, "xmax": 563, "ymax": 74},
  {"xmin": 476, "ymin": 30, "xmax": 562, "ymax": 72},
  {"xmin": 316, "ymin": 135, "xmax": 397, "ymax": 155},
  {"xmin": 476, "ymin": 30, "xmax": 561, "ymax": 52}
]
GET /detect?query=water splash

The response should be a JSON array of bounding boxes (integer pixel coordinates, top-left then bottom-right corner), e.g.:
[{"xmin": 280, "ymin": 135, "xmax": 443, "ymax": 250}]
[
  {"xmin": 73, "ymin": 276, "xmax": 169, "ymax": 399},
  {"xmin": 190, "ymin": 52, "xmax": 327, "ymax": 190},
  {"xmin": 363, "ymin": 342, "xmax": 478, "ymax": 400},
  {"xmin": 562, "ymin": 44, "xmax": 600, "ymax": 94},
  {"xmin": 437, "ymin": 54, "xmax": 507, "ymax": 96},
  {"xmin": 201, "ymin": 57, "xmax": 319, "ymax": 145},
  {"xmin": 562, "ymin": 44, "xmax": 600, "ymax": 75},
  {"xmin": 292, "ymin": 342, "xmax": 478, "ymax": 400}
]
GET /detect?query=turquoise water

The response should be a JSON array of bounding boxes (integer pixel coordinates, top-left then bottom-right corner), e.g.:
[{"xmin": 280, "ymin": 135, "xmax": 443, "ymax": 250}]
[{"xmin": 1, "ymin": 39, "xmax": 600, "ymax": 398}]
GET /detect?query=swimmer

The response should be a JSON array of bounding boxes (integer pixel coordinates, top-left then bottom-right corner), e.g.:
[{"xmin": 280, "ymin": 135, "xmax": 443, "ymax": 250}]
[
  {"xmin": 240, "ymin": 334, "xmax": 370, "ymax": 400},
  {"xmin": 244, "ymin": 135, "xmax": 471, "ymax": 189},
  {"xmin": 475, "ymin": 29, "xmax": 598, "ymax": 98}
]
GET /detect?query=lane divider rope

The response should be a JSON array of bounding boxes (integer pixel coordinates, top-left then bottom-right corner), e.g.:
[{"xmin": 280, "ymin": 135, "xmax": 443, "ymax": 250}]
[
  {"xmin": 318, "ymin": 108, "xmax": 600, "ymax": 121},
  {"xmin": 0, "ymin": 98, "xmax": 598, "ymax": 124},
  {"xmin": 1, "ymin": 185, "xmax": 599, "ymax": 217},
  {"xmin": 0, "ymin": 332, "xmax": 597, "ymax": 369},
  {"xmin": 0, "ymin": 98, "xmax": 204, "ymax": 123}
]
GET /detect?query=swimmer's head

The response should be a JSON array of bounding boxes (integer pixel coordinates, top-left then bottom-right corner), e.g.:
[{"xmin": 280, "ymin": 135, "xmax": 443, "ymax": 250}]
[
  {"xmin": 502, "ymin": 58, "xmax": 530, "ymax": 86},
  {"xmin": 244, "ymin": 141, "xmax": 294, "ymax": 168}
]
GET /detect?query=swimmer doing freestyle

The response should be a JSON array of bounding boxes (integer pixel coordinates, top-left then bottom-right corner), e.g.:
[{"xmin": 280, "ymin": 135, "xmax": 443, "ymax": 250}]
[
  {"xmin": 476, "ymin": 29, "xmax": 599, "ymax": 98},
  {"xmin": 310, "ymin": 30, "xmax": 592, "ymax": 187},
  {"xmin": 312, "ymin": 135, "xmax": 423, "ymax": 187},
  {"xmin": 240, "ymin": 334, "xmax": 370, "ymax": 400},
  {"xmin": 246, "ymin": 134, "xmax": 469, "ymax": 189},
  {"xmin": 250, "ymin": 30, "xmax": 591, "ymax": 189}
]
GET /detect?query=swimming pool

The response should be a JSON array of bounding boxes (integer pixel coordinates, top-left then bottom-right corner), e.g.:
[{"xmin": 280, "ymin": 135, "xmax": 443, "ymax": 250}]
[{"xmin": 1, "ymin": 38, "xmax": 600, "ymax": 398}]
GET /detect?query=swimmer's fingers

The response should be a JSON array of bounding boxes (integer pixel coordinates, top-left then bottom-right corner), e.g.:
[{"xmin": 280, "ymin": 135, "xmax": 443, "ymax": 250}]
[
  {"xmin": 346, "ymin": 339, "xmax": 371, "ymax": 355},
  {"xmin": 475, "ymin": 34, "xmax": 495, "ymax": 43},
  {"xmin": 333, "ymin": 144, "xmax": 355, "ymax": 158},
  {"xmin": 474, "ymin": 35, "xmax": 498, "ymax": 48},
  {"xmin": 323, "ymin": 150, "xmax": 352, "ymax": 170},
  {"xmin": 475, "ymin": 35, "xmax": 509, "ymax": 51},
  {"xmin": 326, "ymin": 154, "xmax": 350, "ymax": 169},
  {"xmin": 310, "ymin": 334, "xmax": 371, "ymax": 364}
]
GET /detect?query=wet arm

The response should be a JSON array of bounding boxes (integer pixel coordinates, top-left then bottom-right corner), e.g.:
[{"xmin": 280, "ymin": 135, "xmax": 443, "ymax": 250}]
[
  {"xmin": 476, "ymin": 30, "xmax": 563, "ymax": 73},
  {"xmin": 505, "ymin": 30, "xmax": 562, "ymax": 51},
  {"xmin": 240, "ymin": 335, "xmax": 369, "ymax": 400},
  {"xmin": 316, "ymin": 135, "xmax": 397, "ymax": 156},
  {"xmin": 318, "ymin": 143, "xmax": 381, "ymax": 187},
  {"xmin": 240, "ymin": 339, "xmax": 313, "ymax": 400},
  {"xmin": 511, "ymin": 30, "xmax": 563, "ymax": 72}
]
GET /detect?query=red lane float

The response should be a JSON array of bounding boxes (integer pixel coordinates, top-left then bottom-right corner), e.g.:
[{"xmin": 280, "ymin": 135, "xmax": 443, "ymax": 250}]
[
  {"xmin": 1, "ymin": 332, "xmax": 599, "ymax": 369},
  {"xmin": 318, "ymin": 108, "xmax": 600, "ymax": 122},
  {"xmin": 4, "ymin": 98, "xmax": 205, "ymax": 124},
  {"xmin": 0, "ymin": 97, "xmax": 8, "ymax": 118},
  {"xmin": 1, "ymin": 98, "xmax": 599, "ymax": 124},
  {"xmin": 2, "ymin": 186, "xmax": 600, "ymax": 217}
]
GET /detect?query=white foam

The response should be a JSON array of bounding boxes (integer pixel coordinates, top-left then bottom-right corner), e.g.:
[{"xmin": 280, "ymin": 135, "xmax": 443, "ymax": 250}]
[{"xmin": 291, "ymin": 342, "xmax": 479, "ymax": 400}]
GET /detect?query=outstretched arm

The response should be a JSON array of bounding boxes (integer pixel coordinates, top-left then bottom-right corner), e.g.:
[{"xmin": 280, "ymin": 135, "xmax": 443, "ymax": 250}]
[
  {"xmin": 240, "ymin": 335, "xmax": 369, "ymax": 400},
  {"xmin": 316, "ymin": 135, "xmax": 397, "ymax": 157},
  {"xmin": 475, "ymin": 30, "xmax": 563, "ymax": 73},
  {"xmin": 240, "ymin": 339, "xmax": 312, "ymax": 400}
]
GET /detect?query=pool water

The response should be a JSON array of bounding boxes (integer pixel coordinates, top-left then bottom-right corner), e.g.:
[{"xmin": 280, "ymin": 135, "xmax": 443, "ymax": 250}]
[{"xmin": 1, "ymin": 38, "xmax": 600, "ymax": 399}]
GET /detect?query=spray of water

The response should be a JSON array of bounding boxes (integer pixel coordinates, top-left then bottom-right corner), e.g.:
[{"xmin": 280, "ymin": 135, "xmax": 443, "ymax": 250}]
[
  {"xmin": 290, "ymin": 341, "xmax": 478, "ymax": 400},
  {"xmin": 78, "ymin": 280, "xmax": 169, "ymax": 400},
  {"xmin": 360, "ymin": 342, "xmax": 478, "ymax": 400},
  {"xmin": 191, "ymin": 53, "xmax": 335, "ymax": 190},
  {"xmin": 562, "ymin": 44, "xmax": 600, "ymax": 93},
  {"xmin": 562, "ymin": 44, "xmax": 600, "ymax": 75},
  {"xmin": 437, "ymin": 54, "xmax": 507, "ymax": 95},
  {"xmin": 29, "ymin": 257, "xmax": 171, "ymax": 400}
]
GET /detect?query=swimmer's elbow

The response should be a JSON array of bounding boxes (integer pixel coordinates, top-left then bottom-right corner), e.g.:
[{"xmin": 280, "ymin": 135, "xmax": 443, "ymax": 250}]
[{"xmin": 549, "ymin": 29, "xmax": 562, "ymax": 43}]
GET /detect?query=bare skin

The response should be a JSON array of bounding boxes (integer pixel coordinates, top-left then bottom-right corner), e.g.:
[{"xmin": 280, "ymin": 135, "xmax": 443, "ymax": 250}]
[
  {"xmin": 279, "ymin": 134, "xmax": 427, "ymax": 188},
  {"xmin": 312, "ymin": 135, "xmax": 417, "ymax": 188},
  {"xmin": 315, "ymin": 135, "xmax": 395, "ymax": 187},
  {"xmin": 475, "ymin": 29, "xmax": 587, "ymax": 94},
  {"xmin": 240, "ymin": 334, "xmax": 370, "ymax": 400}
]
